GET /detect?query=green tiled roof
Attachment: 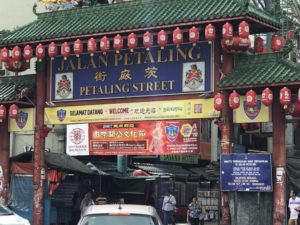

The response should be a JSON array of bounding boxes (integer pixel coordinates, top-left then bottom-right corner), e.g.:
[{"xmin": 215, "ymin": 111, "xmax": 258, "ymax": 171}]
[
  {"xmin": 0, "ymin": 0, "xmax": 280, "ymax": 45},
  {"xmin": 0, "ymin": 75, "xmax": 35, "ymax": 102},
  {"xmin": 218, "ymin": 53, "xmax": 300, "ymax": 89}
]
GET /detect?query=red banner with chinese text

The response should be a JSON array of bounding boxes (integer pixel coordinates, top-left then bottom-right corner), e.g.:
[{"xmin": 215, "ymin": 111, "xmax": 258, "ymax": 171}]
[{"xmin": 89, "ymin": 120, "xmax": 200, "ymax": 155}]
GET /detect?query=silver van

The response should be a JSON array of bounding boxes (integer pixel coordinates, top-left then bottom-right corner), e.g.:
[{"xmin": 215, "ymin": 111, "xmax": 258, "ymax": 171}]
[{"xmin": 78, "ymin": 204, "xmax": 163, "ymax": 225}]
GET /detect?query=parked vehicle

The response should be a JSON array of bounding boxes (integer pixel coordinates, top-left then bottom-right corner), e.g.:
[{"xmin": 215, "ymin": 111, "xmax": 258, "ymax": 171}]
[
  {"xmin": 0, "ymin": 203, "xmax": 30, "ymax": 225},
  {"xmin": 78, "ymin": 204, "xmax": 163, "ymax": 225}
]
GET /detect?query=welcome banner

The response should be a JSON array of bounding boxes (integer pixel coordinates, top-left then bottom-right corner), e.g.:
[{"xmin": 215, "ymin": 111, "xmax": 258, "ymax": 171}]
[{"xmin": 88, "ymin": 120, "xmax": 200, "ymax": 155}]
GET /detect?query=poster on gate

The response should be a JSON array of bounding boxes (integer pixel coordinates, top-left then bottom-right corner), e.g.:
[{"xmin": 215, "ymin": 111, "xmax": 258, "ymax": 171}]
[{"xmin": 89, "ymin": 120, "xmax": 200, "ymax": 155}]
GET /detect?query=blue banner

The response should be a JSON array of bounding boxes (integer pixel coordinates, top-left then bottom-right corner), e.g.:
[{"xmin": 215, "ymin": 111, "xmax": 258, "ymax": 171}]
[
  {"xmin": 221, "ymin": 154, "xmax": 273, "ymax": 192},
  {"xmin": 50, "ymin": 42, "xmax": 212, "ymax": 101}
]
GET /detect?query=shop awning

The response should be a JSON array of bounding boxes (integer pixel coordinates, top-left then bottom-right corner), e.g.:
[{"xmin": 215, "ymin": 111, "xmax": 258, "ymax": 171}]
[
  {"xmin": 218, "ymin": 52, "xmax": 300, "ymax": 90},
  {"xmin": 0, "ymin": 74, "xmax": 35, "ymax": 104},
  {"xmin": 10, "ymin": 151, "xmax": 97, "ymax": 175},
  {"xmin": 0, "ymin": 0, "xmax": 279, "ymax": 46}
]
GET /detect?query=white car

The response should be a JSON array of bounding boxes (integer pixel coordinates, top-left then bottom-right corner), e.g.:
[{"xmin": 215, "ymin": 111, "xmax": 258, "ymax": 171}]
[
  {"xmin": 78, "ymin": 204, "xmax": 163, "ymax": 225},
  {"xmin": 0, "ymin": 203, "xmax": 30, "ymax": 225}
]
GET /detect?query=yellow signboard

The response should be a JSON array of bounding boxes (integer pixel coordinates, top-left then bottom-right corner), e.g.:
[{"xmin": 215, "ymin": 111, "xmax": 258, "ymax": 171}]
[
  {"xmin": 9, "ymin": 108, "xmax": 35, "ymax": 132},
  {"xmin": 45, "ymin": 98, "xmax": 220, "ymax": 125},
  {"xmin": 233, "ymin": 96, "xmax": 271, "ymax": 123}
]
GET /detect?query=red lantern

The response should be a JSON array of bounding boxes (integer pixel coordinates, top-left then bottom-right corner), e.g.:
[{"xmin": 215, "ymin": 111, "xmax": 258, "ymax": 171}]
[
  {"xmin": 205, "ymin": 24, "xmax": 215, "ymax": 42},
  {"xmin": 73, "ymin": 39, "xmax": 83, "ymax": 57},
  {"xmin": 9, "ymin": 104, "xmax": 19, "ymax": 119},
  {"xmin": 261, "ymin": 88, "xmax": 273, "ymax": 106},
  {"xmin": 286, "ymin": 30, "xmax": 295, "ymax": 41},
  {"xmin": 254, "ymin": 37, "xmax": 264, "ymax": 53},
  {"xmin": 5, "ymin": 58, "xmax": 28, "ymax": 72},
  {"xmin": 0, "ymin": 48, "xmax": 9, "ymax": 63},
  {"xmin": 271, "ymin": 35, "xmax": 284, "ymax": 52},
  {"xmin": 238, "ymin": 21, "xmax": 249, "ymax": 38},
  {"xmin": 229, "ymin": 90, "xmax": 240, "ymax": 109},
  {"xmin": 143, "ymin": 32, "xmax": 153, "ymax": 50},
  {"xmin": 36, "ymin": 44, "xmax": 45, "ymax": 62},
  {"xmin": 246, "ymin": 89, "xmax": 256, "ymax": 108},
  {"xmin": 221, "ymin": 38, "xmax": 234, "ymax": 52},
  {"xmin": 61, "ymin": 42, "xmax": 70, "ymax": 60},
  {"xmin": 157, "ymin": 30, "xmax": 168, "ymax": 49},
  {"xmin": 173, "ymin": 27, "xmax": 183, "ymax": 47},
  {"xmin": 23, "ymin": 45, "xmax": 33, "ymax": 62},
  {"xmin": 88, "ymin": 38, "xmax": 97, "ymax": 56},
  {"xmin": 113, "ymin": 34, "xmax": 123, "ymax": 53},
  {"xmin": 214, "ymin": 92, "xmax": 225, "ymax": 111},
  {"xmin": 222, "ymin": 22, "xmax": 233, "ymax": 39},
  {"xmin": 48, "ymin": 42, "xmax": 57, "ymax": 60},
  {"xmin": 233, "ymin": 37, "xmax": 250, "ymax": 52},
  {"xmin": 127, "ymin": 33, "xmax": 138, "ymax": 52},
  {"xmin": 12, "ymin": 46, "xmax": 22, "ymax": 61},
  {"xmin": 189, "ymin": 26, "xmax": 199, "ymax": 46},
  {"xmin": 100, "ymin": 36, "xmax": 110, "ymax": 54},
  {"xmin": 0, "ymin": 105, "xmax": 7, "ymax": 122},
  {"xmin": 288, "ymin": 102, "xmax": 300, "ymax": 117},
  {"xmin": 280, "ymin": 86, "xmax": 291, "ymax": 109}
]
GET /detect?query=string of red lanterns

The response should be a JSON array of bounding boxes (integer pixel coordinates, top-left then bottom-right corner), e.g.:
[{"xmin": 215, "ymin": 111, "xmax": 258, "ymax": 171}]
[
  {"xmin": 0, "ymin": 22, "xmax": 288, "ymax": 72},
  {"xmin": 214, "ymin": 87, "xmax": 294, "ymax": 111},
  {"xmin": 0, "ymin": 104, "xmax": 20, "ymax": 122}
]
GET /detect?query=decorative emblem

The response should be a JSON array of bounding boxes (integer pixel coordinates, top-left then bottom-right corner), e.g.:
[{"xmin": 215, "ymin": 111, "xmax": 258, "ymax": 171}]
[
  {"xmin": 70, "ymin": 128, "xmax": 85, "ymax": 145},
  {"xmin": 243, "ymin": 100, "xmax": 261, "ymax": 120},
  {"xmin": 16, "ymin": 111, "xmax": 28, "ymax": 129},
  {"xmin": 165, "ymin": 125, "xmax": 179, "ymax": 142},
  {"xmin": 56, "ymin": 74, "xmax": 72, "ymax": 98},
  {"xmin": 180, "ymin": 124, "xmax": 193, "ymax": 137},
  {"xmin": 184, "ymin": 64, "xmax": 203, "ymax": 90},
  {"xmin": 57, "ymin": 109, "xmax": 66, "ymax": 122}
]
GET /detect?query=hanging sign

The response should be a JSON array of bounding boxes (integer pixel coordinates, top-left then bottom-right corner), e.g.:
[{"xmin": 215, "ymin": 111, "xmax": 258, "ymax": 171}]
[
  {"xmin": 44, "ymin": 98, "xmax": 219, "ymax": 125},
  {"xmin": 50, "ymin": 42, "xmax": 213, "ymax": 101},
  {"xmin": 160, "ymin": 155, "xmax": 198, "ymax": 164},
  {"xmin": 221, "ymin": 153, "xmax": 273, "ymax": 192},
  {"xmin": 88, "ymin": 120, "xmax": 200, "ymax": 155}
]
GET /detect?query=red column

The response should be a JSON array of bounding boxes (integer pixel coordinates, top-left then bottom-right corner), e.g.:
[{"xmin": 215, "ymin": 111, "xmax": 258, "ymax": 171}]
[
  {"xmin": 220, "ymin": 52, "xmax": 234, "ymax": 225},
  {"xmin": 33, "ymin": 60, "xmax": 47, "ymax": 225},
  {"xmin": 272, "ymin": 93, "xmax": 286, "ymax": 225},
  {"xmin": 0, "ymin": 117, "xmax": 10, "ymax": 205}
]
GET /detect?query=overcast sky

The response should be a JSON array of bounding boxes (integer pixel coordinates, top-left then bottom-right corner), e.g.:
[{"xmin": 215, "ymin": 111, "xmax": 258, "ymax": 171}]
[{"xmin": 0, "ymin": 0, "xmax": 45, "ymax": 30}]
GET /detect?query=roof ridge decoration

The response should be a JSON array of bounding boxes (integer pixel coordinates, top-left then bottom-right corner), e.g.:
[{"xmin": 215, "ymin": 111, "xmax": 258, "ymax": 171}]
[{"xmin": 0, "ymin": 0, "xmax": 279, "ymax": 46}]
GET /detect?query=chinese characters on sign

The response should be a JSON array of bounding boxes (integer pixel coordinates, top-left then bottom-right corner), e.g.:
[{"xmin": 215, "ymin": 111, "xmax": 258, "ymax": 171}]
[{"xmin": 88, "ymin": 120, "xmax": 200, "ymax": 155}]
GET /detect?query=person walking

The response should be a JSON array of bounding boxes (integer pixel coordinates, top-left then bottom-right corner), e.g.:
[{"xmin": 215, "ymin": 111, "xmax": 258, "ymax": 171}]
[
  {"xmin": 80, "ymin": 192, "xmax": 95, "ymax": 217},
  {"xmin": 187, "ymin": 196, "xmax": 201, "ymax": 225},
  {"xmin": 288, "ymin": 190, "xmax": 300, "ymax": 225},
  {"xmin": 162, "ymin": 189, "xmax": 176, "ymax": 225}
]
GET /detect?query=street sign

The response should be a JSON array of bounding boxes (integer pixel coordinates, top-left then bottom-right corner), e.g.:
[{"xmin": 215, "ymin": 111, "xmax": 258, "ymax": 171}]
[{"xmin": 221, "ymin": 153, "xmax": 272, "ymax": 192}]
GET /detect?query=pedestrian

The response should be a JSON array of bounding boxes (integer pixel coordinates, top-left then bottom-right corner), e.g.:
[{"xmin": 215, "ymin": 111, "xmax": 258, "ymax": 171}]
[
  {"xmin": 71, "ymin": 192, "xmax": 81, "ymax": 224},
  {"xmin": 288, "ymin": 190, "xmax": 300, "ymax": 225},
  {"xmin": 162, "ymin": 189, "xmax": 176, "ymax": 225},
  {"xmin": 187, "ymin": 196, "xmax": 201, "ymax": 225},
  {"xmin": 80, "ymin": 192, "xmax": 95, "ymax": 217}
]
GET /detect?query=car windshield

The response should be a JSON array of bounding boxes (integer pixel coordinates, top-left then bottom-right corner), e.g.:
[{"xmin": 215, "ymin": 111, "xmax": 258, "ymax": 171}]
[
  {"xmin": 0, "ymin": 204, "xmax": 14, "ymax": 216},
  {"xmin": 80, "ymin": 214, "xmax": 159, "ymax": 225}
]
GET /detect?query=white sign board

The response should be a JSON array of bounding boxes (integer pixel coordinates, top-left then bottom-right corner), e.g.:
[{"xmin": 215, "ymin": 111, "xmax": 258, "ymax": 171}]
[{"xmin": 66, "ymin": 124, "xmax": 89, "ymax": 156}]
